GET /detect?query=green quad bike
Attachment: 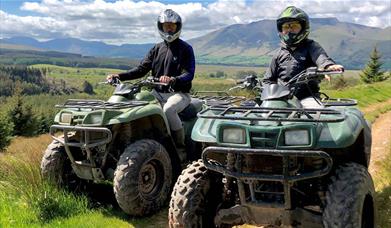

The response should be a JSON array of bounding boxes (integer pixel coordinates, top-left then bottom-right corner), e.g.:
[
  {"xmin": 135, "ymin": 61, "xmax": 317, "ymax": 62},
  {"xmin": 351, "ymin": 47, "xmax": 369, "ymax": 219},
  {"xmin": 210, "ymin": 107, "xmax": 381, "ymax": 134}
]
[
  {"xmin": 40, "ymin": 76, "xmax": 209, "ymax": 216},
  {"xmin": 169, "ymin": 67, "xmax": 375, "ymax": 228}
]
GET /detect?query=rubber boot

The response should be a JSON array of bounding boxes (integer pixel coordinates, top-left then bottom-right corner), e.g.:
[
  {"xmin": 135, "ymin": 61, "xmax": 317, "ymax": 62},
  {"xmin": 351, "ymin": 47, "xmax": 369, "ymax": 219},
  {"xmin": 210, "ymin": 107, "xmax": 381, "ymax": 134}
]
[{"xmin": 172, "ymin": 128, "xmax": 187, "ymax": 163}]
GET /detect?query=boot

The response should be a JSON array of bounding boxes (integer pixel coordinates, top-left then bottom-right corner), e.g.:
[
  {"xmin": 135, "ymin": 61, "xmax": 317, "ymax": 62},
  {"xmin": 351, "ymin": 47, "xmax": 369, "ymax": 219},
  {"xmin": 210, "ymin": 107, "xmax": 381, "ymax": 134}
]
[{"xmin": 172, "ymin": 128, "xmax": 187, "ymax": 163}]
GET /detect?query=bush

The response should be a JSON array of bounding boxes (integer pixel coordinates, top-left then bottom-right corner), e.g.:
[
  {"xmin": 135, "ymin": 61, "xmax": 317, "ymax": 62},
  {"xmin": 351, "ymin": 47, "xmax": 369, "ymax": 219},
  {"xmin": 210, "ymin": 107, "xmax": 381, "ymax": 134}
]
[{"xmin": 82, "ymin": 80, "xmax": 94, "ymax": 95}]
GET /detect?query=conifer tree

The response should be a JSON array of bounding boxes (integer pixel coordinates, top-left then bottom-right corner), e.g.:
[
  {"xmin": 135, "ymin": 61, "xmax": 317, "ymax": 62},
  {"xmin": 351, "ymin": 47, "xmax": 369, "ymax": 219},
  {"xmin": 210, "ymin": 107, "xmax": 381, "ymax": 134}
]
[
  {"xmin": 360, "ymin": 46, "xmax": 388, "ymax": 83},
  {"xmin": 0, "ymin": 112, "xmax": 13, "ymax": 151},
  {"xmin": 8, "ymin": 87, "xmax": 37, "ymax": 136}
]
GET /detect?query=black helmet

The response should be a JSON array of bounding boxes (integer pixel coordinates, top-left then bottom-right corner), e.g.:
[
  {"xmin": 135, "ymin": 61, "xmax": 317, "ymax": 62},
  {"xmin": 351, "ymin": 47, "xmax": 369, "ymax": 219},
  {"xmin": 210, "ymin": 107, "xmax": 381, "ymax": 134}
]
[
  {"xmin": 277, "ymin": 6, "xmax": 310, "ymax": 46},
  {"xmin": 157, "ymin": 9, "xmax": 182, "ymax": 43}
]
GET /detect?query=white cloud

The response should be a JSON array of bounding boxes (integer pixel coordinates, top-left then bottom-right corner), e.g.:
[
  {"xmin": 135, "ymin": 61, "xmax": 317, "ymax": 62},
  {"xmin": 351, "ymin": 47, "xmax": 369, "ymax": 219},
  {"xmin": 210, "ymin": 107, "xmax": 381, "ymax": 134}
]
[{"xmin": 1, "ymin": 0, "xmax": 390, "ymax": 44}]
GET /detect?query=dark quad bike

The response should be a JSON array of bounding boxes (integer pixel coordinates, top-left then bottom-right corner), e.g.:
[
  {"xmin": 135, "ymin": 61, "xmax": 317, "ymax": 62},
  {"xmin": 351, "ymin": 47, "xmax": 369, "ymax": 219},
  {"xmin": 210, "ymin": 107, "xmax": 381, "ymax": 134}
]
[
  {"xmin": 40, "ymin": 77, "xmax": 208, "ymax": 216},
  {"xmin": 169, "ymin": 67, "xmax": 375, "ymax": 228}
]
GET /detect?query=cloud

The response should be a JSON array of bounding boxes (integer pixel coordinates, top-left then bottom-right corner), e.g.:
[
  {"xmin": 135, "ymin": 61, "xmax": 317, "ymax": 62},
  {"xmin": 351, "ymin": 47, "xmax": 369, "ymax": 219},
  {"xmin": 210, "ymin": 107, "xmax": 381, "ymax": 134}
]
[{"xmin": 1, "ymin": 0, "xmax": 390, "ymax": 44}]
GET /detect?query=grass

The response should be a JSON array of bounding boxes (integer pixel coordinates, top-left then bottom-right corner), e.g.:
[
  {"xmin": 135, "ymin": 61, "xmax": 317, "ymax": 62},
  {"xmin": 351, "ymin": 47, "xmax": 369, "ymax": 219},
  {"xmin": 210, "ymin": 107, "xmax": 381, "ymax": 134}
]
[
  {"xmin": 374, "ymin": 143, "xmax": 391, "ymax": 228},
  {"xmin": 0, "ymin": 135, "xmax": 161, "ymax": 227},
  {"xmin": 1, "ymin": 65, "xmax": 390, "ymax": 227}
]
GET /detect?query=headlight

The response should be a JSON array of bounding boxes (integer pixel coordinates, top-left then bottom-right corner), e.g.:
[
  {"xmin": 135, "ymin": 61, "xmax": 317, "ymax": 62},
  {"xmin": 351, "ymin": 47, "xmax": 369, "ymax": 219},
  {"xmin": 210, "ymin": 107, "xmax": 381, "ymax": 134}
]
[
  {"xmin": 59, "ymin": 112, "xmax": 72, "ymax": 124},
  {"xmin": 90, "ymin": 113, "xmax": 103, "ymax": 124},
  {"xmin": 284, "ymin": 130, "xmax": 309, "ymax": 145},
  {"xmin": 222, "ymin": 128, "xmax": 246, "ymax": 144},
  {"xmin": 83, "ymin": 112, "xmax": 103, "ymax": 125}
]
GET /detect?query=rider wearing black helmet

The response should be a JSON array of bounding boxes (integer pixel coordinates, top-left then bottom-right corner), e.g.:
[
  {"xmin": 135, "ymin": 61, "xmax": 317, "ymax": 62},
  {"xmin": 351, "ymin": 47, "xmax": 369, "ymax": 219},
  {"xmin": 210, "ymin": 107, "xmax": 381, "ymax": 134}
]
[
  {"xmin": 263, "ymin": 6, "xmax": 344, "ymax": 107},
  {"xmin": 107, "ymin": 9, "xmax": 195, "ymax": 162}
]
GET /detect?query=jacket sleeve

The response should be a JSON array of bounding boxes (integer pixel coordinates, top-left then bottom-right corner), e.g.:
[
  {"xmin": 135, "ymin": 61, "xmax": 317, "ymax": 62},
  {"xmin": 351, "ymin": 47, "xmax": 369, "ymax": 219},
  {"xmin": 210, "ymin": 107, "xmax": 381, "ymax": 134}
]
[
  {"xmin": 118, "ymin": 46, "xmax": 155, "ymax": 81},
  {"xmin": 308, "ymin": 41, "xmax": 335, "ymax": 69},
  {"xmin": 175, "ymin": 45, "xmax": 195, "ymax": 83},
  {"xmin": 263, "ymin": 52, "xmax": 278, "ymax": 84}
]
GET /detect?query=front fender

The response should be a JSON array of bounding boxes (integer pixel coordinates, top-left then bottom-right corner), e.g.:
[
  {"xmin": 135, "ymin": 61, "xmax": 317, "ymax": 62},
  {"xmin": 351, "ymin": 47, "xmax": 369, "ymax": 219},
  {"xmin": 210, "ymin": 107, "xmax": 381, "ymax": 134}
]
[
  {"xmin": 317, "ymin": 108, "xmax": 366, "ymax": 148},
  {"xmin": 107, "ymin": 103, "xmax": 169, "ymax": 128}
]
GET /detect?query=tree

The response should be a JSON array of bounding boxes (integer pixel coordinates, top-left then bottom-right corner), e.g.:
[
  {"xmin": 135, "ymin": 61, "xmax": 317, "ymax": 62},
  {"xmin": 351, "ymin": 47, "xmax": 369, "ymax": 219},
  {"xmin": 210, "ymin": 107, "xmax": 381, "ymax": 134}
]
[
  {"xmin": 0, "ymin": 112, "xmax": 13, "ymax": 151},
  {"xmin": 8, "ymin": 88, "xmax": 37, "ymax": 136},
  {"xmin": 360, "ymin": 46, "xmax": 389, "ymax": 83}
]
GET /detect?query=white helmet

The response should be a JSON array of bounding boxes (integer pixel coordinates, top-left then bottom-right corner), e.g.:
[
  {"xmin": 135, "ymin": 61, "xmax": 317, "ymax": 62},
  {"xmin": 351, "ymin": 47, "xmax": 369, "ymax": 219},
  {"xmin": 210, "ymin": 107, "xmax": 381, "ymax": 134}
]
[{"xmin": 157, "ymin": 9, "xmax": 182, "ymax": 43}]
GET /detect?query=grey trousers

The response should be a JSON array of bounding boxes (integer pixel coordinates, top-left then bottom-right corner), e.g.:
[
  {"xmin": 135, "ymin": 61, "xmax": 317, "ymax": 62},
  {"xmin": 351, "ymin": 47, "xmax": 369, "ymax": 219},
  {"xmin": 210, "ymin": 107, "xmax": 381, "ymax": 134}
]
[{"xmin": 152, "ymin": 90, "xmax": 191, "ymax": 131}]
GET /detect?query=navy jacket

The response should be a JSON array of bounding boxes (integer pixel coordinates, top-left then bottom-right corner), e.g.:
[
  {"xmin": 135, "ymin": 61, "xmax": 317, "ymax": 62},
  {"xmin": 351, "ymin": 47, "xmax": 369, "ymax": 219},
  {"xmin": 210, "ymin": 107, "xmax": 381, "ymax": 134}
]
[
  {"xmin": 263, "ymin": 39, "xmax": 335, "ymax": 99},
  {"xmin": 118, "ymin": 39, "xmax": 195, "ymax": 93}
]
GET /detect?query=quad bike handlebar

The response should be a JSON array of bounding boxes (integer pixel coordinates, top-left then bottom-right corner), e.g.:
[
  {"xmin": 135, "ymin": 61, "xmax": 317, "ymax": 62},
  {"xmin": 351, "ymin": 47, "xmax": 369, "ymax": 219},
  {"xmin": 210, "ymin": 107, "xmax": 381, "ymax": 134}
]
[
  {"xmin": 285, "ymin": 67, "xmax": 344, "ymax": 86},
  {"xmin": 229, "ymin": 74, "xmax": 262, "ymax": 92},
  {"xmin": 102, "ymin": 76, "xmax": 169, "ymax": 87}
]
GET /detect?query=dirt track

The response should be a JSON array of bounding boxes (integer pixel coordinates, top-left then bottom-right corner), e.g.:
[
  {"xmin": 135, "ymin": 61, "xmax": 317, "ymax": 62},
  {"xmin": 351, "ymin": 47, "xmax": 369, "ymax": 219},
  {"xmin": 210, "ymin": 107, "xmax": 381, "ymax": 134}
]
[{"xmin": 368, "ymin": 110, "xmax": 391, "ymax": 175}]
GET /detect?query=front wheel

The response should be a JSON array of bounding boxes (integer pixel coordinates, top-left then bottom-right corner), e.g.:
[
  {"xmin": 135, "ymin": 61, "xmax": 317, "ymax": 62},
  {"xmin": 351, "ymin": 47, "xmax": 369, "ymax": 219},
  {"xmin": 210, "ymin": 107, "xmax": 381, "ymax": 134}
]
[
  {"xmin": 113, "ymin": 139, "xmax": 173, "ymax": 216},
  {"xmin": 41, "ymin": 140, "xmax": 82, "ymax": 190},
  {"xmin": 323, "ymin": 163, "xmax": 376, "ymax": 228},
  {"xmin": 169, "ymin": 159, "xmax": 223, "ymax": 228}
]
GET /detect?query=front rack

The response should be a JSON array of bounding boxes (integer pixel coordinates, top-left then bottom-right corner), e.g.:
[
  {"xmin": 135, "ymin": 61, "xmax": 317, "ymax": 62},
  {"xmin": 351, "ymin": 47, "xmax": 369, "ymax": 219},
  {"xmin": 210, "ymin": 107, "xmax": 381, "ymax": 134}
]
[
  {"xmin": 56, "ymin": 99, "xmax": 149, "ymax": 110},
  {"xmin": 198, "ymin": 106, "xmax": 346, "ymax": 123},
  {"xmin": 192, "ymin": 94, "xmax": 246, "ymax": 106}
]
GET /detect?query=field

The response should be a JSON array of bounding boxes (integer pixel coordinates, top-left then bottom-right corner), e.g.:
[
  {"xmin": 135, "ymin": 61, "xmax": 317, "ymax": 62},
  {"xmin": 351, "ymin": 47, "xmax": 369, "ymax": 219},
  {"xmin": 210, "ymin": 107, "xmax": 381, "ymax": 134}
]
[{"xmin": 0, "ymin": 64, "xmax": 390, "ymax": 227}]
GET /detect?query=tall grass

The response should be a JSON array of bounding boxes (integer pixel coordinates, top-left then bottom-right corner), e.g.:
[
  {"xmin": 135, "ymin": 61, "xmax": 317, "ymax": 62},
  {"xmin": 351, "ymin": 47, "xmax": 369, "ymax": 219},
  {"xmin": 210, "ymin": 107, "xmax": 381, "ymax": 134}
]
[
  {"xmin": 0, "ymin": 135, "xmax": 89, "ymax": 226},
  {"xmin": 375, "ymin": 143, "xmax": 391, "ymax": 228}
]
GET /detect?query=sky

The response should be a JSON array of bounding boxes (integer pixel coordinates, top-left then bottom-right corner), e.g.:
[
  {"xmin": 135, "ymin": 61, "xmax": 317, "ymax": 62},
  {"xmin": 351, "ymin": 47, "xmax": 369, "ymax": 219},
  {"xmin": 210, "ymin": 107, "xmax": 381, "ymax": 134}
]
[{"xmin": 0, "ymin": 0, "xmax": 390, "ymax": 44}]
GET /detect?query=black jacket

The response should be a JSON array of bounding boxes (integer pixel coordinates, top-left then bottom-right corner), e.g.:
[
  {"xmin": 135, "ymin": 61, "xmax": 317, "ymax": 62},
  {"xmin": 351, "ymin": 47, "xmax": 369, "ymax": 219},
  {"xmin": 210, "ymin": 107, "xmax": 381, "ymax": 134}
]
[
  {"xmin": 263, "ymin": 39, "xmax": 335, "ymax": 99},
  {"xmin": 118, "ymin": 39, "xmax": 195, "ymax": 93}
]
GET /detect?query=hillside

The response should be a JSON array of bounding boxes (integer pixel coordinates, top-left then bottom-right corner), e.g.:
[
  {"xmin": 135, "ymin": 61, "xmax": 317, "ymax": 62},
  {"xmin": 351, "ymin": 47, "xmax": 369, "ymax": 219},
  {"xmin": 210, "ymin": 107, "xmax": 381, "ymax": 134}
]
[
  {"xmin": 189, "ymin": 18, "xmax": 391, "ymax": 69},
  {"xmin": 1, "ymin": 36, "xmax": 153, "ymax": 60},
  {"xmin": 0, "ymin": 48, "xmax": 138, "ymax": 70},
  {"xmin": 1, "ymin": 18, "xmax": 390, "ymax": 69}
]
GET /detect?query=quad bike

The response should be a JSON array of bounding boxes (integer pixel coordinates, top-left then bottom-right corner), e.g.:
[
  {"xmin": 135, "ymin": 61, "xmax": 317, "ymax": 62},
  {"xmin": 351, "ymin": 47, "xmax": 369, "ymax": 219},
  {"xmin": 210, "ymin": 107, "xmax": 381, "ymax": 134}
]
[
  {"xmin": 169, "ymin": 67, "xmax": 375, "ymax": 228},
  {"xmin": 40, "ymin": 76, "xmax": 207, "ymax": 216}
]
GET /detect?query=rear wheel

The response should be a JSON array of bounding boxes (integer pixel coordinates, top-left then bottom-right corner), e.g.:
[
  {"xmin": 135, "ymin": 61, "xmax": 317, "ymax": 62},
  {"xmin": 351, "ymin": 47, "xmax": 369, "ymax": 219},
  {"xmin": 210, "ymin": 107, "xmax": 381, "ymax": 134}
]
[
  {"xmin": 323, "ymin": 163, "xmax": 375, "ymax": 228},
  {"xmin": 114, "ymin": 139, "xmax": 173, "ymax": 216},
  {"xmin": 169, "ymin": 159, "xmax": 223, "ymax": 227}
]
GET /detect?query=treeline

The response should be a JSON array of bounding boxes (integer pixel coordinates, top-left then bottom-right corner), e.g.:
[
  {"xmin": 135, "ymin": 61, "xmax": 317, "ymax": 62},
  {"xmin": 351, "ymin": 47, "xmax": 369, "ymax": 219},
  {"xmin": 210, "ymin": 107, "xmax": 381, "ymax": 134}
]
[
  {"xmin": 0, "ymin": 49, "xmax": 137, "ymax": 70},
  {"xmin": 0, "ymin": 65, "xmax": 78, "ymax": 97}
]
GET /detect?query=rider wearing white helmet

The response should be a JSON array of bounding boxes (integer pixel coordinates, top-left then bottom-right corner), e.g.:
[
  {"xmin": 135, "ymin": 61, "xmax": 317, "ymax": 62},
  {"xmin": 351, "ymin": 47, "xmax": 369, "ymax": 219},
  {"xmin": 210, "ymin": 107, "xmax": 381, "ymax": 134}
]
[{"xmin": 107, "ymin": 9, "xmax": 195, "ymax": 162}]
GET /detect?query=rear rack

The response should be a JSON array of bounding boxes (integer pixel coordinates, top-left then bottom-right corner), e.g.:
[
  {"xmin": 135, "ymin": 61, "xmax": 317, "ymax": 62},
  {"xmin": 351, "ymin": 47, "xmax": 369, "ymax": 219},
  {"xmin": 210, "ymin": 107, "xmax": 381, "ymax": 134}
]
[
  {"xmin": 321, "ymin": 98, "xmax": 357, "ymax": 106},
  {"xmin": 192, "ymin": 93, "xmax": 246, "ymax": 106},
  {"xmin": 198, "ymin": 106, "xmax": 346, "ymax": 123},
  {"xmin": 56, "ymin": 99, "xmax": 149, "ymax": 110}
]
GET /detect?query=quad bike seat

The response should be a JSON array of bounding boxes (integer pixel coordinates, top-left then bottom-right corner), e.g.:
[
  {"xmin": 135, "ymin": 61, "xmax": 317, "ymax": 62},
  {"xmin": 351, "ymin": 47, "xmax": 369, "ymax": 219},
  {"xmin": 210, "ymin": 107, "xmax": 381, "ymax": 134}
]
[{"xmin": 179, "ymin": 98, "xmax": 203, "ymax": 120}]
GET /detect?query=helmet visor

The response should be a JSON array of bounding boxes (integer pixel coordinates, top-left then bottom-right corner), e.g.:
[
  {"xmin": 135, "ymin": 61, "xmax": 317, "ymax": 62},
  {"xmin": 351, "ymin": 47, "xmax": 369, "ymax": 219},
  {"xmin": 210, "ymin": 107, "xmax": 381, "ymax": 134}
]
[
  {"xmin": 281, "ymin": 21, "xmax": 302, "ymax": 32},
  {"xmin": 162, "ymin": 22, "xmax": 178, "ymax": 34}
]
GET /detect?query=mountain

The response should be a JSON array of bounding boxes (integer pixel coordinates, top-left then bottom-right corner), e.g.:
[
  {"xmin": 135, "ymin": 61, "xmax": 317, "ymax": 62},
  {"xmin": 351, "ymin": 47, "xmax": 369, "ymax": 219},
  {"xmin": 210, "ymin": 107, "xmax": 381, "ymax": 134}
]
[
  {"xmin": 1, "ymin": 18, "xmax": 390, "ymax": 69},
  {"xmin": 1, "ymin": 36, "xmax": 153, "ymax": 60},
  {"xmin": 188, "ymin": 18, "xmax": 391, "ymax": 69}
]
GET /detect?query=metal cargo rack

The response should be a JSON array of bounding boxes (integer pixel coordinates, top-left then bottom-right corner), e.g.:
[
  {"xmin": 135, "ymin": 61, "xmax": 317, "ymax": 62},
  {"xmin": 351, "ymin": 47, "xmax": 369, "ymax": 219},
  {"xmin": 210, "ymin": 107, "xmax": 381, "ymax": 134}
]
[
  {"xmin": 198, "ymin": 106, "xmax": 346, "ymax": 123},
  {"xmin": 321, "ymin": 98, "xmax": 357, "ymax": 107},
  {"xmin": 56, "ymin": 99, "xmax": 149, "ymax": 110},
  {"xmin": 192, "ymin": 91, "xmax": 246, "ymax": 106}
]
